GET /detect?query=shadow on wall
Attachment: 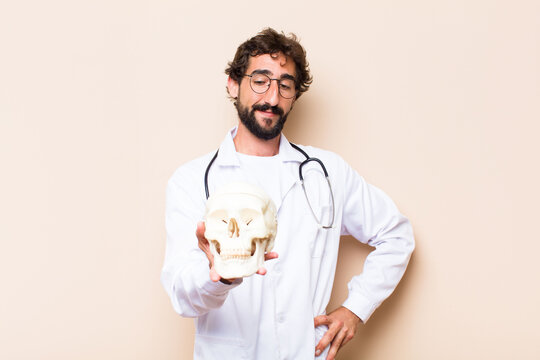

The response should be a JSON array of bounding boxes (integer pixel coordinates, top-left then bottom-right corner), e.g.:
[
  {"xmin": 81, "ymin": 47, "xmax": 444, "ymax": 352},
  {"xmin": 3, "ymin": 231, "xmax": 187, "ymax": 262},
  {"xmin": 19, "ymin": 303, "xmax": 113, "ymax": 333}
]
[
  {"xmin": 328, "ymin": 236, "xmax": 418, "ymax": 359},
  {"xmin": 282, "ymin": 91, "xmax": 327, "ymax": 146}
]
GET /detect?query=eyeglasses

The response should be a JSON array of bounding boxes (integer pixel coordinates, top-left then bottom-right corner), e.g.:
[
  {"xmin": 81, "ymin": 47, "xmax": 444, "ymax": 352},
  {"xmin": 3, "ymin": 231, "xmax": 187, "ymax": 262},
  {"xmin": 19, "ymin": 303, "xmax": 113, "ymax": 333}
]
[{"xmin": 244, "ymin": 73, "xmax": 297, "ymax": 99}]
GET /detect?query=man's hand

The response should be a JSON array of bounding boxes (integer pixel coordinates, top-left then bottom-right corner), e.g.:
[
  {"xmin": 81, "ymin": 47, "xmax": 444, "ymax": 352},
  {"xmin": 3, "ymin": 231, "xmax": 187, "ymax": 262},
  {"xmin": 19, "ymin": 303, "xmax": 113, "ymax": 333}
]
[
  {"xmin": 314, "ymin": 306, "xmax": 362, "ymax": 360},
  {"xmin": 196, "ymin": 221, "xmax": 278, "ymax": 282}
]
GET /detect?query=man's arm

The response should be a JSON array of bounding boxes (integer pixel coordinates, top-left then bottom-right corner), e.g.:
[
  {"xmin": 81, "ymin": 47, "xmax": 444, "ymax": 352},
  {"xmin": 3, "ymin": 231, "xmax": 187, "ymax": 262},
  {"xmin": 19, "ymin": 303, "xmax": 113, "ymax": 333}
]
[
  {"xmin": 340, "ymin": 167, "xmax": 415, "ymax": 322},
  {"xmin": 161, "ymin": 170, "xmax": 278, "ymax": 317},
  {"xmin": 315, "ymin": 159, "xmax": 415, "ymax": 359},
  {"xmin": 160, "ymin": 174, "xmax": 243, "ymax": 317}
]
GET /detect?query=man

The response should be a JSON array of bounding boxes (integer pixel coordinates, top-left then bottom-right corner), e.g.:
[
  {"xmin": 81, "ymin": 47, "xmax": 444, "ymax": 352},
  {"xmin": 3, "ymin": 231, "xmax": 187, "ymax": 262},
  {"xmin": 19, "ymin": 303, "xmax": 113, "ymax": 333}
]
[{"xmin": 161, "ymin": 28, "xmax": 414, "ymax": 360}]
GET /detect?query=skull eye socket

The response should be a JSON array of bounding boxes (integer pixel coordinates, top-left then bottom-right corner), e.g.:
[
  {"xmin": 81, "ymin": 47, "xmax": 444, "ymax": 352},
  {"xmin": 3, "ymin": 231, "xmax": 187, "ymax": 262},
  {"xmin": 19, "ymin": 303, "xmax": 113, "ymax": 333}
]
[
  {"xmin": 240, "ymin": 208, "xmax": 261, "ymax": 226},
  {"xmin": 217, "ymin": 218, "xmax": 252, "ymax": 226}
]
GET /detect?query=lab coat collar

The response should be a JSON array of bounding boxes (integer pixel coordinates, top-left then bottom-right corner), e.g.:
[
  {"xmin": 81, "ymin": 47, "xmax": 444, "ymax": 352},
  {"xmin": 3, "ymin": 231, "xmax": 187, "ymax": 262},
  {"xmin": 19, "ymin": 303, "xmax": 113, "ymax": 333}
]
[
  {"xmin": 214, "ymin": 127, "xmax": 241, "ymax": 167},
  {"xmin": 278, "ymin": 132, "xmax": 307, "ymax": 163},
  {"xmin": 213, "ymin": 127, "xmax": 304, "ymax": 212},
  {"xmin": 214, "ymin": 127, "xmax": 306, "ymax": 166}
]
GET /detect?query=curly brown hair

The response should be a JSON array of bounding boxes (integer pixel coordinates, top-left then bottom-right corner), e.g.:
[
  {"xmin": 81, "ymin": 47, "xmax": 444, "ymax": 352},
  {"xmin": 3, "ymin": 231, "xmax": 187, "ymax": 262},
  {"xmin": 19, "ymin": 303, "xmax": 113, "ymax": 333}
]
[{"xmin": 225, "ymin": 28, "xmax": 313, "ymax": 99}]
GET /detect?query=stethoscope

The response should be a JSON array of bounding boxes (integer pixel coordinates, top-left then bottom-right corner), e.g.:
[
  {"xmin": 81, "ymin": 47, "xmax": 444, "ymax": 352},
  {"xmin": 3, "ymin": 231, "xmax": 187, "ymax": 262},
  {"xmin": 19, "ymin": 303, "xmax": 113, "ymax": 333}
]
[{"xmin": 204, "ymin": 143, "xmax": 335, "ymax": 229}]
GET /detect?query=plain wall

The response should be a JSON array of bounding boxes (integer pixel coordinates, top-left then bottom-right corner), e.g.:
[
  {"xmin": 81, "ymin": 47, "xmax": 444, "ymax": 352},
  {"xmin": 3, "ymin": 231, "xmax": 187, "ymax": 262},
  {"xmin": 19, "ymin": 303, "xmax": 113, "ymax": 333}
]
[{"xmin": 1, "ymin": 0, "xmax": 539, "ymax": 359}]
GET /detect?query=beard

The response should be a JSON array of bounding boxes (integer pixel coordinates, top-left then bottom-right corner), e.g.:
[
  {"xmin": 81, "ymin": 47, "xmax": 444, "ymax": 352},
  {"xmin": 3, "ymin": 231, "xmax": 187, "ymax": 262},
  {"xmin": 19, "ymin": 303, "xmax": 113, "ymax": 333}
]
[{"xmin": 236, "ymin": 101, "xmax": 289, "ymax": 141}]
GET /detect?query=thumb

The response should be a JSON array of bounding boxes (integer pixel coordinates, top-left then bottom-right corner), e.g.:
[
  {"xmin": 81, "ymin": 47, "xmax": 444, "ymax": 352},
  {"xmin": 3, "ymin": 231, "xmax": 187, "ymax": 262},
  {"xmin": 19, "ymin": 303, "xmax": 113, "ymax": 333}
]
[
  {"xmin": 196, "ymin": 221, "xmax": 206, "ymax": 241},
  {"xmin": 209, "ymin": 267, "xmax": 221, "ymax": 282}
]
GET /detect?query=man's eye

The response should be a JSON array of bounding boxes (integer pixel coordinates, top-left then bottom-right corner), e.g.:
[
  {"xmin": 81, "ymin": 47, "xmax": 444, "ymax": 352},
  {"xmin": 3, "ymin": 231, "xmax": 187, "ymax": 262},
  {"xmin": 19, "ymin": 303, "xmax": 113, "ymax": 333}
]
[
  {"xmin": 253, "ymin": 80, "xmax": 267, "ymax": 86},
  {"xmin": 280, "ymin": 84, "xmax": 292, "ymax": 90}
]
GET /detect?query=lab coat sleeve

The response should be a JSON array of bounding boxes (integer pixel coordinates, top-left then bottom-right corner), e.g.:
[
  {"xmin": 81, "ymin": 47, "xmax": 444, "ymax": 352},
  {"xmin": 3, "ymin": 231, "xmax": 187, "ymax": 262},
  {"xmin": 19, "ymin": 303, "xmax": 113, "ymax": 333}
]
[
  {"xmin": 340, "ymin": 161, "xmax": 414, "ymax": 323},
  {"xmin": 161, "ymin": 168, "xmax": 242, "ymax": 318}
]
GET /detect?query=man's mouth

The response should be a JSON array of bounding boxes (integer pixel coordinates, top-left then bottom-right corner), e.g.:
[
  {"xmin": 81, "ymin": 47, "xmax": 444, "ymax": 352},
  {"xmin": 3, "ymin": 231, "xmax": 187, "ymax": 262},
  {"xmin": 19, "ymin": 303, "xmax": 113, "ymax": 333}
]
[{"xmin": 257, "ymin": 109, "xmax": 277, "ymax": 117}]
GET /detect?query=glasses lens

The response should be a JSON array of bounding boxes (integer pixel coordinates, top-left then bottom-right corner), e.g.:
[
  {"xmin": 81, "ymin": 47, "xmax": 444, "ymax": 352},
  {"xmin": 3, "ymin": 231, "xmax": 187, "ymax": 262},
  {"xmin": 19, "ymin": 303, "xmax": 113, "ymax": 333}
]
[
  {"xmin": 248, "ymin": 74, "xmax": 296, "ymax": 98},
  {"xmin": 278, "ymin": 79, "xmax": 296, "ymax": 99},
  {"xmin": 250, "ymin": 74, "xmax": 270, "ymax": 94}
]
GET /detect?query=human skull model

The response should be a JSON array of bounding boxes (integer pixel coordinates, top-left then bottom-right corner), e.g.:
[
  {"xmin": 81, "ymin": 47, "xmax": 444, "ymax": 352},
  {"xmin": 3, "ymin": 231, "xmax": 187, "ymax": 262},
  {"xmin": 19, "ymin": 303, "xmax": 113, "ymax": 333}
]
[{"xmin": 204, "ymin": 182, "xmax": 277, "ymax": 279}]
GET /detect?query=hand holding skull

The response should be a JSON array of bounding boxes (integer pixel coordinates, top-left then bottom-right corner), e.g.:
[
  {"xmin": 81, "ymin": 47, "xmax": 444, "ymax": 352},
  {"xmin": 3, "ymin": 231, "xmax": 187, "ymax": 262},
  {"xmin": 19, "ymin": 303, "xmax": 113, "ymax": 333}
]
[
  {"xmin": 200, "ymin": 182, "xmax": 279, "ymax": 281},
  {"xmin": 196, "ymin": 221, "xmax": 226, "ymax": 282}
]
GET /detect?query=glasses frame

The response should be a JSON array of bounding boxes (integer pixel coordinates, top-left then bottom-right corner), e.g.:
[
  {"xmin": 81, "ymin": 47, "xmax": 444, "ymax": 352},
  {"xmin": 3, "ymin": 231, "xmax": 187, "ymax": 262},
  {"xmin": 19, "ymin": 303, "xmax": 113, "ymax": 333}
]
[{"xmin": 244, "ymin": 73, "xmax": 297, "ymax": 99}]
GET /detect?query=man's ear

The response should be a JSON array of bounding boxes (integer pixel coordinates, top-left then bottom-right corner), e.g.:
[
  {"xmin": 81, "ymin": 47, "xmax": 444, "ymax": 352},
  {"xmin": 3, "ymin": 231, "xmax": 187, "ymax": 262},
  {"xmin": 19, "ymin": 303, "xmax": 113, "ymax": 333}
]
[{"xmin": 227, "ymin": 76, "xmax": 239, "ymax": 99}]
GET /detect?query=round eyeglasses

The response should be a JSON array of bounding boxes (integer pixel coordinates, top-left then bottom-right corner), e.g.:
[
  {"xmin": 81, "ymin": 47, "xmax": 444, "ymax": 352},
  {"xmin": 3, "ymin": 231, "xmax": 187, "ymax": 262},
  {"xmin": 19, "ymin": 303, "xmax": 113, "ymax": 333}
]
[{"xmin": 244, "ymin": 73, "xmax": 297, "ymax": 99}]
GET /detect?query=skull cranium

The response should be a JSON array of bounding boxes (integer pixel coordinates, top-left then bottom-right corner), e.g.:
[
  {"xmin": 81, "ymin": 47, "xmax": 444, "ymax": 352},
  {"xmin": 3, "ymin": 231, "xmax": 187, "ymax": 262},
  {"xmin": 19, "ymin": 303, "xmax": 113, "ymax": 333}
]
[{"xmin": 204, "ymin": 182, "xmax": 277, "ymax": 279}]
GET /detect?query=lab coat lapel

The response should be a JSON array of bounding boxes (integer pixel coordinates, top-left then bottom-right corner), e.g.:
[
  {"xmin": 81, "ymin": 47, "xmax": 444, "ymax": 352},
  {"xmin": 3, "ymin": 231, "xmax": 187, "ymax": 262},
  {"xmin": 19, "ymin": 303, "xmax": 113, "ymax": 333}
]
[
  {"xmin": 206, "ymin": 129, "xmax": 244, "ymax": 197},
  {"xmin": 214, "ymin": 128, "xmax": 240, "ymax": 168},
  {"xmin": 276, "ymin": 134, "xmax": 305, "ymax": 213}
]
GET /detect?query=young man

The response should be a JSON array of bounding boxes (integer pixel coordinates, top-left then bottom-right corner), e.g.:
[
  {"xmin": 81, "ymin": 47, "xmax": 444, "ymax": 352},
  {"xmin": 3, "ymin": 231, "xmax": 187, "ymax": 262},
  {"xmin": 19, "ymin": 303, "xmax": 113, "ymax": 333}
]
[{"xmin": 161, "ymin": 28, "xmax": 414, "ymax": 360}]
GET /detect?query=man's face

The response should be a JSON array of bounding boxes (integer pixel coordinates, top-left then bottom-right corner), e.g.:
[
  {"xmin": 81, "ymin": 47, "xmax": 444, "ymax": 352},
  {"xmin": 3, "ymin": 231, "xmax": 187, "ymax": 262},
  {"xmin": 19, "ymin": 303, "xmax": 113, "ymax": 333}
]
[{"xmin": 228, "ymin": 53, "xmax": 297, "ymax": 140}]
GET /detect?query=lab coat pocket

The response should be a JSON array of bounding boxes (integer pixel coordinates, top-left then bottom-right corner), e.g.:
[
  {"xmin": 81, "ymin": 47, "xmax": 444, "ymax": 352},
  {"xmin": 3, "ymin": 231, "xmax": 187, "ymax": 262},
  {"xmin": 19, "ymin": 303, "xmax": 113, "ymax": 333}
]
[
  {"xmin": 309, "ymin": 205, "xmax": 332, "ymax": 258},
  {"xmin": 194, "ymin": 333, "xmax": 249, "ymax": 360}
]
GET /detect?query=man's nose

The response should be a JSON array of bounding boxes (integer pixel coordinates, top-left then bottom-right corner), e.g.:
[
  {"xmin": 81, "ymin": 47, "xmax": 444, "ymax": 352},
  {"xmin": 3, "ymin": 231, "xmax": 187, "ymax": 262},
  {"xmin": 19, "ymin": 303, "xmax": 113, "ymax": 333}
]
[{"xmin": 263, "ymin": 80, "xmax": 280, "ymax": 106}]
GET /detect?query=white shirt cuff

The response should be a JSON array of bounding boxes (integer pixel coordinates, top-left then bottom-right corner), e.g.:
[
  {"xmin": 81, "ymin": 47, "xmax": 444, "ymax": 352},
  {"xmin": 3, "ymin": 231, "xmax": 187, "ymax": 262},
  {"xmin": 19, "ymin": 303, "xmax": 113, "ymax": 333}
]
[{"xmin": 342, "ymin": 292, "xmax": 378, "ymax": 323}]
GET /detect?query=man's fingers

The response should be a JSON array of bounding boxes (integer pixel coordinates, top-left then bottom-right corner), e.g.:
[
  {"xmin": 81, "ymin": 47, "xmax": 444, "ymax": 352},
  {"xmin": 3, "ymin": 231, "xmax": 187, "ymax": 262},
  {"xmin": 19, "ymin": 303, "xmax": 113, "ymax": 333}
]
[
  {"xmin": 196, "ymin": 221, "xmax": 206, "ymax": 242},
  {"xmin": 326, "ymin": 329, "xmax": 347, "ymax": 360},
  {"xmin": 314, "ymin": 308, "xmax": 360, "ymax": 359},
  {"xmin": 264, "ymin": 251, "xmax": 279, "ymax": 261},
  {"xmin": 256, "ymin": 250, "xmax": 280, "ymax": 276},
  {"xmin": 196, "ymin": 221, "xmax": 215, "ymax": 270},
  {"xmin": 254, "ymin": 252, "xmax": 278, "ymax": 276},
  {"xmin": 196, "ymin": 222, "xmax": 209, "ymax": 252},
  {"xmin": 315, "ymin": 320, "xmax": 341, "ymax": 356},
  {"xmin": 209, "ymin": 267, "xmax": 221, "ymax": 282},
  {"xmin": 314, "ymin": 315, "xmax": 331, "ymax": 327}
]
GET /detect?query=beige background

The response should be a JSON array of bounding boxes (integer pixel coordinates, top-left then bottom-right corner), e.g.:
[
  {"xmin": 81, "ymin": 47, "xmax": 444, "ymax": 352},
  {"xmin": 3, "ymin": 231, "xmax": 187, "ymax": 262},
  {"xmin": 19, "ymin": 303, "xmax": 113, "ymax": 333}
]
[{"xmin": 1, "ymin": 0, "xmax": 539, "ymax": 359}]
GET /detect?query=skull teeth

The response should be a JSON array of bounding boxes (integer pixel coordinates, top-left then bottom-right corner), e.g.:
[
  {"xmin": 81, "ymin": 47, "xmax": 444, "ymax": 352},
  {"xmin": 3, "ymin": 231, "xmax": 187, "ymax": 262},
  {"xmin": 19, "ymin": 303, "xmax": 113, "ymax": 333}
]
[
  {"xmin": 221, "ymin": 254, "xmax": 251, "ymax": 261},
  {"xmin": 220, "ymin": 249, "xmax": 252, "ymax": 261}
]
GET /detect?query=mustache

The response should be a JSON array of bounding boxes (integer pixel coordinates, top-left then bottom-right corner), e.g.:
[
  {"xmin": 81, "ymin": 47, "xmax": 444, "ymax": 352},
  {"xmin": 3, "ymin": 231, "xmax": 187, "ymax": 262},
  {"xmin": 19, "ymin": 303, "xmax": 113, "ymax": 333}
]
[{"xmin": 251, "ymin": 103, "xmax": 284, "ymax": 116}]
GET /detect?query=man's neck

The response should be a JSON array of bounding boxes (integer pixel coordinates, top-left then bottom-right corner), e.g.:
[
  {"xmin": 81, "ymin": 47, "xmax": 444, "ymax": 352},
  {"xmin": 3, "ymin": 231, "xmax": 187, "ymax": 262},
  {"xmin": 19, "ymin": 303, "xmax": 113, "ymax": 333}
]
[{"xmin": 233, "ymin": 124, "xmax": 280, "ymax": 157}]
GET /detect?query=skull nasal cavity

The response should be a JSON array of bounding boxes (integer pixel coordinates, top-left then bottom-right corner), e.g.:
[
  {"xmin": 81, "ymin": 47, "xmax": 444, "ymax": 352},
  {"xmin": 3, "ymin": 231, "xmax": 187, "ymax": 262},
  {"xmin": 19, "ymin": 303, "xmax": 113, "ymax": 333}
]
[{"xmin": 228, "ymin": 218, "xmax": 240, "ymax": 238}]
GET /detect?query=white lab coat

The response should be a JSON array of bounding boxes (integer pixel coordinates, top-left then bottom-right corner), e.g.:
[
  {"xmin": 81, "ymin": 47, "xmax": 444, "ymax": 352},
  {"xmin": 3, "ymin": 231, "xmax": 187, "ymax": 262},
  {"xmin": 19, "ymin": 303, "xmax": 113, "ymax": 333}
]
[{"xmin": 161, "ymin": 128, "xmax": 414, "ymax": 360}]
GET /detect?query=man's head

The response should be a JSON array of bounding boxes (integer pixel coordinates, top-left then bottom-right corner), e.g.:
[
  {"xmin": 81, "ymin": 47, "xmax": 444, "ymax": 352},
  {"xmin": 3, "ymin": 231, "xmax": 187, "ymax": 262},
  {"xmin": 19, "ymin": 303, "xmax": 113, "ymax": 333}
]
[
  {"xmin": 225, "ymin": 28, "xmax": 312, "ymax": 140},
  {"xmin": 225, "ymin": 28, "xmax": 312, "ymax": 99}
]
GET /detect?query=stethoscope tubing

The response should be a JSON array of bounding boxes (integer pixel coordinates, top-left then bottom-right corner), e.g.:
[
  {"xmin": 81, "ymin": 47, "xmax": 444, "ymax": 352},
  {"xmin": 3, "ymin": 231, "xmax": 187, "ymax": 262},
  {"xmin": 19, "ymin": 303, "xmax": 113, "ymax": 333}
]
[{"xmin": 204, "ymin": 143, "xmax": 335, "ymax": 228}]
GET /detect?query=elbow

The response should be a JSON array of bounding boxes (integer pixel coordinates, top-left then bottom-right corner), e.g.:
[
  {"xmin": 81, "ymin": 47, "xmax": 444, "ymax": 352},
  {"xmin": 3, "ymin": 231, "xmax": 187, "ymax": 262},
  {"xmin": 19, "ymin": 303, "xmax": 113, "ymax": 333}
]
[{"xmin": 401, "ymin": 218, "xmax": 415, "ymax": 260}]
